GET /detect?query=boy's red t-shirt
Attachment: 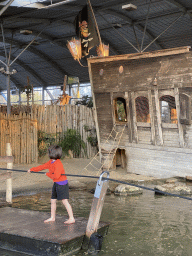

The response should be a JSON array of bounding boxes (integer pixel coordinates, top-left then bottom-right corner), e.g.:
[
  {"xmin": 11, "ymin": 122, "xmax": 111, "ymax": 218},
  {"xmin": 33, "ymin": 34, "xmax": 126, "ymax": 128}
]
[{"xmin": 30, "ymin": 159, "xmax": 67, "ymax": 182}]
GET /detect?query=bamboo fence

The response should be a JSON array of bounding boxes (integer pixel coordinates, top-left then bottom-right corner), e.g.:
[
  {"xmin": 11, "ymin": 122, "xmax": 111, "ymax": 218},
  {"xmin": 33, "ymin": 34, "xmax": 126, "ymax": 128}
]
[
  {"xmin": 0, "ymin": 112, "xmax": 38, "ymax": 164},
  {"xmin": 32, "ymin": 104, "xmax": 97, "ymax": 158},
  {"xmin": 0, "ymin": 105, "xmax": 97, "ymax": 164}
]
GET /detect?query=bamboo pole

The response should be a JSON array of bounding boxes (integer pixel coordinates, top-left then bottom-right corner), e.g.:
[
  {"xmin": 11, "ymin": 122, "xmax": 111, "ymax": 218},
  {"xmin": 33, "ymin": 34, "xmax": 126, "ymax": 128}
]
[{"xmin": 6, "ymin": 143, "xmax": 12, "ymax": 203}]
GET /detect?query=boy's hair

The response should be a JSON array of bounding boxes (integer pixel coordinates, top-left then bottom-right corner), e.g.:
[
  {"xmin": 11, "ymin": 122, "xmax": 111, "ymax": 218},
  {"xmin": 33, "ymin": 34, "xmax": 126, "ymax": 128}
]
[{"xmin": 48, "ymin": 145, "xmax": 62, "ymax": 159}]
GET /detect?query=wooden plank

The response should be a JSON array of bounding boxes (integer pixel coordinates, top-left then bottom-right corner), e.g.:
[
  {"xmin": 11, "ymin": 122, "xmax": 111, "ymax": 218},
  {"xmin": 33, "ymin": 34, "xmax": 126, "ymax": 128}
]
[
  {"xmin": 24, "ymin": 113, "xmax": 27, "ymax": 163},
  {"xmin": 162, "ymin": 123, "xmax": 177, "ymax": 129},
  {"xmin": 20, "ymin": 113, "xmax": 24, "ymax": 164},
  {"xmin": 131, "ymin": 92, "xmax": 138, "ymax": 143},
  {"xmin": 148, "ymin": 90, "xmax": 156, "ymax": 145},
  {"xmin": 88, "ymin": 60, "xmax": 102, "ymax": 157},
  {"xmin": 137, "ymin": 122, "xmax": 151, "ymax": 127},
  {"xmin": 174, "ymin": 87, "xmax": 185, "ymax": 147},
  {"xmin": 88, "ymin": 46, "xmax": 191, "ymax": 64},
  {"xmin": 6, "ymin": 143, "xmax": 12, "ymax": 203},
  {"xmin": 154, "ymin": 88, "xmax": 163, "ymax": 145},
  {"xmin": 0, "ymin": 113, "xmax": 2, "ymax": 156},
  {"xmin": 126, "ymin": 91, "xmax": 132, "ymax": 143},
  {"xmin": 0, "ymin": 207, "xmax": 109, "ymax": 256},
  {"xmin": 110, "ymin": 92, "xmax": 115, "ymax": 124},
  {"xmin": 86, "ymin": 177, "xmax": 109, "ymax": 239}
]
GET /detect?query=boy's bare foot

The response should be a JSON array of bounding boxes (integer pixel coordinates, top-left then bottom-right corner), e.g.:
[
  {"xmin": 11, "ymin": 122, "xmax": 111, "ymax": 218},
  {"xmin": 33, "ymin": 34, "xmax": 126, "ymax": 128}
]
[
  {"xmin": 44, "ymin": 217, "xmax": 55, "ymax": 223},
  {"xmin": 64, "ymin": 218, "xmax": 75, "ymax": 224}
]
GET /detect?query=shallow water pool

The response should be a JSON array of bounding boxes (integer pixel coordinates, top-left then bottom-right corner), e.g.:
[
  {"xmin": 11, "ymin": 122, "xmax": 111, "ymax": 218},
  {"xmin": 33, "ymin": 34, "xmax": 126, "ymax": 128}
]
[{"xmin": 1, "ymin": 185, "xmax": 192, "ymax": 255}]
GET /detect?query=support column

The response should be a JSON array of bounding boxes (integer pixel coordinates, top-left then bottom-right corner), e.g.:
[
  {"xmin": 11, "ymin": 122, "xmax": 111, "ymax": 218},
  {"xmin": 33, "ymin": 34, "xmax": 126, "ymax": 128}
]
[
  {"xmin": 42, "ymin": 86, "xmax": 45, "ymax": 105},
  {"xmin": 174, "ymin": 87, "xmax": 185, "ymax": 147},
  {"xmin": 131, "ymin": 91, "xmax": 138, "ymax": 143},
  {"xmin": 6, "ymin": 66, "xmax": 11, "ymax": 115},
  {"xmin": 6, "ymin": 143, "xmax": 12, "ymax": 203},
  {"xmin": 154, "ymin": 88, "xmax": 163, "ymax": 145},
  {"xmin": 148, "ymin": 90, "xmax": 156, "ymax": 145}
]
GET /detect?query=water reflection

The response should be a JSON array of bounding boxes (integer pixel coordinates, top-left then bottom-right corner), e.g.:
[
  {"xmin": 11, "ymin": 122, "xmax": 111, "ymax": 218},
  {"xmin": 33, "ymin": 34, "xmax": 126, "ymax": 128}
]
[{"xmin": 1, "ymin": 188, "xmax": 192, "ymax": 255}]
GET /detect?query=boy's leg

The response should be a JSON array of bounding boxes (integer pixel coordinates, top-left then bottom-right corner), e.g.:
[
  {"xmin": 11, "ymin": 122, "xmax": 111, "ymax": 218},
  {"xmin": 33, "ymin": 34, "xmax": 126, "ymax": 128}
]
[
  {"xmin": 62, "ymin": 199, "xmax": 75, "ymax": 224},
  {"xmin": 44, "ymin": 199, "xmax": 57, "ymax": 223}
]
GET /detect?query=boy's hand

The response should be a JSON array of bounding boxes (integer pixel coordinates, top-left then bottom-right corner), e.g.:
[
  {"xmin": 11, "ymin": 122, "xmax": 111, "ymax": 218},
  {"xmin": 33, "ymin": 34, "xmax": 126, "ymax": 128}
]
[{"xmin": 27, "ymin": 169, "xmax": 31, "ymax": 173}]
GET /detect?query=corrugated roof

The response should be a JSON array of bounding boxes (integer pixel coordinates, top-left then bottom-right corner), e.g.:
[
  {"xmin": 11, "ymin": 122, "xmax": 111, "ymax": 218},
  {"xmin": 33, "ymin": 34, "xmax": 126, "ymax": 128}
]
[{"xmin": 0, "ymin": 0, "xmax": 191, "ymax": 91}]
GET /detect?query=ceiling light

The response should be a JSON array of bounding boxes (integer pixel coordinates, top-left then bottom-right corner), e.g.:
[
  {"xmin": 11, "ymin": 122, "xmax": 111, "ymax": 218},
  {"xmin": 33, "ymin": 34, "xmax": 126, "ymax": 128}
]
[
  {"xmin": 20, "ymin": 30, "xmax": 33, "ymax": 35},
  {"xmin": 113, "ymin": 24, "xmax": 122, "ymax": 29},
  {"xmin": 0, "ymin": 67, "xmax": 17, "ymax": 75},
  {"xmin": 122, "ymin": 4, "xmax": 137, "ymax": 11}
]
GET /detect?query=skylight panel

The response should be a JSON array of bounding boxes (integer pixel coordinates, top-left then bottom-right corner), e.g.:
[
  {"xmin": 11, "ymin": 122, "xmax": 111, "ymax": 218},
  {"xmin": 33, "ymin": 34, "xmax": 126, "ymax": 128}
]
[{"xmin": 10, "ymin": 0, "xmax": 47, "ymax": 8}]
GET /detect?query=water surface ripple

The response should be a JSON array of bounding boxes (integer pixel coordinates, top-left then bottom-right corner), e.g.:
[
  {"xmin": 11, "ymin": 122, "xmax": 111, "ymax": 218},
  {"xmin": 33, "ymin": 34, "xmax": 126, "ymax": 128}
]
[{"xmin": 1, "ymin": 187, "xmax": 192, "ymax": 256}]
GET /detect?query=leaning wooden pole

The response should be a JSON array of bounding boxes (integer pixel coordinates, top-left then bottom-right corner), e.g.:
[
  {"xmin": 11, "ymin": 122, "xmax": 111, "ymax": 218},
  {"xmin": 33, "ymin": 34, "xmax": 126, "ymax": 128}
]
[
  {"xmin": 86, "ymin": 171, "xmax": 109, "ymax": 238},
  {"xmin": 6, "ymin": 143, "xmax": 12, "ymax": 203}
]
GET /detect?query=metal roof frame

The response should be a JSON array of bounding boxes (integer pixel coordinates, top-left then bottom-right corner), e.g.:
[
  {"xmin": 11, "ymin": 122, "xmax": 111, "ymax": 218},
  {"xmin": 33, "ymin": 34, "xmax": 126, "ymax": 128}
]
[{"xmin": 0, "ymin": 0, "xmax": 191, "ymax": 92}]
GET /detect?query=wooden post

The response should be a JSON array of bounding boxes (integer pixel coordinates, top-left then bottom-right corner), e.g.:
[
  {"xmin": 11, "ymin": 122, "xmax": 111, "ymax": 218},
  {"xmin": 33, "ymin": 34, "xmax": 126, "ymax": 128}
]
[
  {"xmin": 86, "ymin": 171, "xmax": 109, "ymax": 239},
  {"xmin": 148, "ymin": 90, "xmax": 156, "ymax": 145},
  {"xmin": 131, "ymin": 92, "xmax": 138, "ymax": 143},
  {"xmin": 154, "ymin": 88, "xmax": 164, "ymax": 145},
  {"xmin": 126, "ymin": 92, "xmax": 133, "ymax": 143},
  {"xmin": 174, "ymin": 87, "xmax": 185, "ymax": 147},
  {"xmin": 6, "ymin": 143, "xmax": 12, "ymax": 203}
]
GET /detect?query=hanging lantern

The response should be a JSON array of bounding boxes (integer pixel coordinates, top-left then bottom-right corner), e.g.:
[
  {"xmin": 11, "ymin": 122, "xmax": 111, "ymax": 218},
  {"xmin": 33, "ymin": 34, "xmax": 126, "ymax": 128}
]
[
  {"xmin": 67, "ymin": 38, "xmax": 82, "ymax": 61},
  {"xmin": 96, "ymin": 43, "xmax": 109, "ymax": 57}
]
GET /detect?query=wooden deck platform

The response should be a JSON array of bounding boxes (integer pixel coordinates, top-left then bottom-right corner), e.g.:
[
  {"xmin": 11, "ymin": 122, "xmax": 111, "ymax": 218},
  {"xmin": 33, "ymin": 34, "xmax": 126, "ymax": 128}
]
[{"xmin": 0, "ymin": 207, "xmax": 110, "ymax": 256}]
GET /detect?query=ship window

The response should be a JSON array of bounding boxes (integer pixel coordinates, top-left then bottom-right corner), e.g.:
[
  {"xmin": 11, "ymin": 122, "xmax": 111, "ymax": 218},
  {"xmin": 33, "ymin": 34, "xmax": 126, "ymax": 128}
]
[
  {"xmin": 114, "ymin": 97, "xmax": 127, "ymax": 122},
  {"xmin": 160, "ymin": 95, "xmax": 177, "ymax": 124},
  {"xmin": 135, "ymin": 96, "xmax": 150, "ymax": 123}
]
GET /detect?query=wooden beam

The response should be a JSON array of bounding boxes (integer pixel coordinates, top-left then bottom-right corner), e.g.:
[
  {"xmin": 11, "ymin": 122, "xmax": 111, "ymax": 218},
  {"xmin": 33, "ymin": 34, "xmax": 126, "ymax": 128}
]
[
  {"xmin": 154, "ymin": 88, "xmax": 163, "ymax": 145},
  {"xmin": 174, "ymin": 87, "xmax": 185, "ymax": 147},
  {"xmin": 111, "ymin": 92, "xmax": 115, "ymax": 124},
  {"xmin": 86, "ymin": 172, "xmax": 109, "ymax": 239},
  {"xmin": 87, "ymin": 61, "xmax": 102, "ymax": 159},
  {"xmin": 126, "ymin": 92, "xmax": 133, "ymax": 142},
  {"xmin": 131, "ymin": 92, "xmax": 138, "ymax": 143},
  {"xmin": 148, "ymin": 90, "xmax": 156, "ymax": 145},
  {"xmin": 6, "ymin": 143, "xmax": 12, "ymax": 204},
  {"xmin": 88, "ymin": 46, "xmax": 191, "ymax": 64}
]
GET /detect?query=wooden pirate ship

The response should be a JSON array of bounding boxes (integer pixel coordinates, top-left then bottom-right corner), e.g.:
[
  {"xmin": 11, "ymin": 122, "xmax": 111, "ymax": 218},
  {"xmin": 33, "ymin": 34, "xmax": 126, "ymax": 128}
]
[{"xmin": 88, "ymin": 46, "xmax": 192, "ymax": 178}]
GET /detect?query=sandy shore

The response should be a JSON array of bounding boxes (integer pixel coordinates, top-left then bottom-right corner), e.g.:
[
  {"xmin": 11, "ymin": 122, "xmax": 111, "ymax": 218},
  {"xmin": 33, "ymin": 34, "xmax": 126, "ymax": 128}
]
[{"xmin": 0, "ymin": 156, "xmax": 158, "ymax": 197}]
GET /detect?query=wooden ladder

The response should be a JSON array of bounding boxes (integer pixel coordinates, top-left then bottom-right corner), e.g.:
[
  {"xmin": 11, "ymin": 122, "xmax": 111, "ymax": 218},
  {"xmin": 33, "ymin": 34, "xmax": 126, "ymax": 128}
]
[{"xmin": 83, "ymin": 124, "xmax": 126, "ymax": 175}]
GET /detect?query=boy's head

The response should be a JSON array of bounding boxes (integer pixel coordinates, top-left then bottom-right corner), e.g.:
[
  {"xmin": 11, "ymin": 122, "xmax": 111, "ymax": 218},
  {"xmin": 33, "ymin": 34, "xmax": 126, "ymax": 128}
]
[{"xmin": 48, "ymin": 145, "xmax": 62, "ymax": 159}]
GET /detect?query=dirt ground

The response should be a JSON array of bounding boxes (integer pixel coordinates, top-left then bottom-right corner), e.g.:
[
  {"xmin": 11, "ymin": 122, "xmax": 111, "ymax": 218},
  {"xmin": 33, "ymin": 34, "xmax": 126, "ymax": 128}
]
[{"xmin": 0, "ymin": 155, "xmax": 158, "ymax": 197}]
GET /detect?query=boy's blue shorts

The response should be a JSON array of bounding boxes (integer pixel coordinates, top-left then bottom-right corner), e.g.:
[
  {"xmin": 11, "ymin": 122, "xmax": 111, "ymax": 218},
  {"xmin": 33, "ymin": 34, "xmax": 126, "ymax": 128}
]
[{"xmin": 51, "ymin": 182, "xmax": 69, "ymax": 200}]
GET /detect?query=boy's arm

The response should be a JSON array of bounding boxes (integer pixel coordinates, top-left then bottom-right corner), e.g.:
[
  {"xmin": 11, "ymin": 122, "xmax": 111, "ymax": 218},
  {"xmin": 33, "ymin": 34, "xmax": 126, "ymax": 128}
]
[{"xmin": 30, "ymin": 161, "xmax": 50, "ymax": 172}]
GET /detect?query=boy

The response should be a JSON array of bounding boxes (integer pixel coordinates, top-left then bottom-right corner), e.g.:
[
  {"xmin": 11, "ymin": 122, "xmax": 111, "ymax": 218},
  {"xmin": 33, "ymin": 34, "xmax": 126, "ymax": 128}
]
[{"xmin": 28, "ymin": 145, "xmax": 75, "ymax": 224}]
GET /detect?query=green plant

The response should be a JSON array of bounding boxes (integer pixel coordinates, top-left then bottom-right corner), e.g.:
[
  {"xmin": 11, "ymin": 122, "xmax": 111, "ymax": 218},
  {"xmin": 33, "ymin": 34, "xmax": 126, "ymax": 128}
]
[
  {"xmin": 87, "ymin": 136, "xmax": 98, "ymax": 147},
  {"xmin": 59, "ymin": 129, "xmax": 86, "ymax": 157},
  {"xmin": 117, "ymin": 100, "xmax": 127, "ymax": 122},
  {"xmin": 75, "ymin": 95, "xmax": 93, "ymax": 108},
  {"xmin": 38, "ymin": 131, "xmax": 56, "ymax": 157},
  {"xmin": 84, "ymin": 125, "xmax": 91, "ymax": 132},
  {"xmin": 84, "ymin": 125, "xmax": 98, "ymax": 148}
]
